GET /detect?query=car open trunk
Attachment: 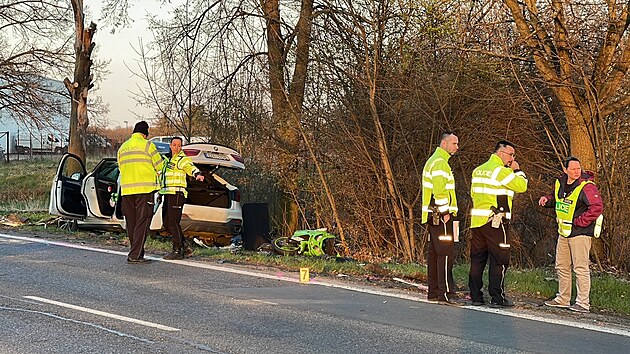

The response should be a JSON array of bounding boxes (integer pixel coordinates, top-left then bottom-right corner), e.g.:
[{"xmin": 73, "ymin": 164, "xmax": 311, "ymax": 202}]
[{"xmin": 185, "ymin": 170, "xmax": 231, "ymax": 208}]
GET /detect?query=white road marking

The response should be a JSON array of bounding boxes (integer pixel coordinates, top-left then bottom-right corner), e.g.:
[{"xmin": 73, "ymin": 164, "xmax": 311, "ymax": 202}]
[
  {"xmin": 23, "ymin": 296, "xmax": 180, "ymax": 332},
  {"xmin": 3, "ymin": 233, "xmax": 630, "ymax": 338},
  {"xmin": 251, "ymin": 299, "xmax": 278, "ymax": 306},
  {"xmin": 0, "ymin": 238, "xmax": 30, "ymax": 244},
  {"xmin": 1, "ymin": 305, "xmax": 153, "ymax": 343},
  {"xmin": 0, "ymin": 233, "xmax": 130, "ymax": 257}
]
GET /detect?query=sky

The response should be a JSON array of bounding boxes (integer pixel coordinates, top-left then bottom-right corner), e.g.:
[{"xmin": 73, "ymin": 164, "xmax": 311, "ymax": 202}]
[{"xmin": 94, "ymin": 1, "xmax": 167, "ymax": 129}]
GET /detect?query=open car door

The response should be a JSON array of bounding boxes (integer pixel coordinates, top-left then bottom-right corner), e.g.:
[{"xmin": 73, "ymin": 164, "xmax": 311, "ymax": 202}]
[
  {"xmin": 81, "ymin": 158, "xmax": 119, "ymax": 219},
  {"xmin": 49, "ymin": 153, "xmax": 87, "ymax": 218}
]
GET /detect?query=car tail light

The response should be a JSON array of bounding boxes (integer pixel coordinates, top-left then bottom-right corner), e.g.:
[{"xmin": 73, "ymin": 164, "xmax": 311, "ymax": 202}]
[
  {"xmin": 231, "ymin": 154, "xmax": 244, "ymax": 164},
  {"xmin": 183, "ymin": 148, "xmax": 200, "ymax": 157},
  {"xmin": 233, "ymin": 190, "xmax": 241, "ymax": 202},
  {"xmin": 107, "ymin": 186, "xmax": 112, "ymax": 192}
]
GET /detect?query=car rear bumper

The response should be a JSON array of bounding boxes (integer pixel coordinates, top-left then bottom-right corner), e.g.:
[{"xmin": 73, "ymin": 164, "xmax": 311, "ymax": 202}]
[{"xmin": 180, "ymin": 217, "xmax": 242, "ymax": 236}]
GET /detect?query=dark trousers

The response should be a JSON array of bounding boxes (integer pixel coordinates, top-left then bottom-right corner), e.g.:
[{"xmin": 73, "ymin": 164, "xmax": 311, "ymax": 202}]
[
  {"xmin": 427, "ymin": 218, "xmax": 456, "ymax": 300},
  {"xmin": 121, "ymin": 193, "xmax": 155, "ymax": 260},
  {"xmin": 162, "ymin": 192, "xmax": 185, "ymax": 249},
  {"xmin": 468, "ymin": 222, "xmax": 511, "ymax": 304}
]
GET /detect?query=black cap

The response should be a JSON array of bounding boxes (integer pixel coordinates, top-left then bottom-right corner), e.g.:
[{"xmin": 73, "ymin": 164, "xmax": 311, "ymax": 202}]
[{"xmin": 133, "ymin": 121, "xmax": 149, "ymax": 136}]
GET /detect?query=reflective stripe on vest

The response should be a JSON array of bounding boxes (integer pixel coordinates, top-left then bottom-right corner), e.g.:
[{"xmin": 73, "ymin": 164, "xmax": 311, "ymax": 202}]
[
  {"xmin": 469, "ymin": 154, "xmax": 527, "ymax": 228},
  {"xmin": 421, "ymin": 147, "xmax": 457, "ymax": 224},
  {"xmin": 160, "ymin": 152, "xmax": 200, "ymax": 197},
  {"xmin": 117, "ymin": 133, "xmax": 163, "ymax": 196}
]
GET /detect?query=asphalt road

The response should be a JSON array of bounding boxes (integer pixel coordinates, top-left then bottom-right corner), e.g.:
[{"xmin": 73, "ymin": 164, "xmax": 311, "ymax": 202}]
[{"xmin": 1, "ymin": 233, "xmax": 629, "ymax": 353}]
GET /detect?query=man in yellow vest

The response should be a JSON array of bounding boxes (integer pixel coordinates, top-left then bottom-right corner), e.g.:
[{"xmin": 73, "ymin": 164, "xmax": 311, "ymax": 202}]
[
  {"xmin": 539, "ymin": 157, "xmax": 603, "ymax": 313},
  {"xmin": 421, "ymin": 131, "xmax": 461, "ymax": 306},
  {"xmin": 469, "ymin": 140, "xmax": 527, "ymax": 307},
  {"xmin": 117, "ymin": 121, "xmax": 164, "ymax": 263},
  {"xmin": 160, "ymin": 137, "xmax": 204, "ymax": 260}
]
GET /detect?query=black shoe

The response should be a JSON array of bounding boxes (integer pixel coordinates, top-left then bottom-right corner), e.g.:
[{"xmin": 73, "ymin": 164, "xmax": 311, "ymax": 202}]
[
  {"xmin": 490, "ymin": 299, "xmax": 514, "ymax": 308},
  {"xmin": 470, "ymin": 300, "xmax": 486, "ymax": 306},
  {"xmin": 427, "ymin": 297, "xmax": 440, "ymax": 303},
  {"xmin": 439, "ymin": 298, "xmax": 464, "ymax": 307},
  {"xmin": 127, "ymin": 258, "xmax": 151, "ymax": 264}
]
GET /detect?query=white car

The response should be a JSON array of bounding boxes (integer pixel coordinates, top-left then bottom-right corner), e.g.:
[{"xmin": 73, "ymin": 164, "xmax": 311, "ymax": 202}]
[{"xmin": 49, "ymin": 143, "xmax": 245, "ymax": 246}]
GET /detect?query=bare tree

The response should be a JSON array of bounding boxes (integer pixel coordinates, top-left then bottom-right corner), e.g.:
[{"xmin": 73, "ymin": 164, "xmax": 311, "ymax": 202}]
[
  {"xmin": 132, "ymin": 2, "xmax": 227, "ymax": 141},
  {"xmin": 0, "ymin": 1, "xmax": 74, "ymax": 129},
  {"xmin": 491, "ymin": 0, "xmax": 630, "ymax": 171},
  {"xmin": 459, "ymin": 0, "xmax": 630, "ymax": 266},
  {"xmin": 64, "ymin": 0, "xmax": 96, "ymax": 162}
]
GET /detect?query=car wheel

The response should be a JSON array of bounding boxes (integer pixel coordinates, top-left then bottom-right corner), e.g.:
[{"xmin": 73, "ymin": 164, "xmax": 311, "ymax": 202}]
[
  {"xmin": 54, "ymin": 147, "xmax": 63, "ymax": 154},
  {"xmin": 271, "ymin": 237, "xmax": 299, "ymax": 256},
  {"xmin": 57, "ymin": 218, "xmax": 77, "ymax": 232}
]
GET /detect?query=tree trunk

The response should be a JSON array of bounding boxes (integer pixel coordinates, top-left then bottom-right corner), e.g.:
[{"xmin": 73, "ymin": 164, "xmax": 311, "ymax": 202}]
[
  {"xmin": 65, "ymin": 0, "xmax": 95, "ymax": 163},
  {"xmin": 501, "ymin": 0, "xmax": 630, "ymax": 265},
  {"xmin": 261, "ymin": 0, "xmax": 313, "ymax": 236},
  {"xmin": 368, "ymin": 95, "xmax": 415, "ymax": 260}
]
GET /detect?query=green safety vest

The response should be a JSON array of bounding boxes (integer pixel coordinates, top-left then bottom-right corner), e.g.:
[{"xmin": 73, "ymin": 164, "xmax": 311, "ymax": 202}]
[
  {"xmin": 117, "ymin": 133, "xmax": 164, "ymax": 196},
  {"xmin": 160, "ymin": 151, "xmax": 200, "ymax": 198},
  {"xmin": 470, "ymin": 154, "xmax": 528, "ymax": 228},
  {"xmin": 554, "ymin": 180, "xmax": 603, "ymax": 238}
]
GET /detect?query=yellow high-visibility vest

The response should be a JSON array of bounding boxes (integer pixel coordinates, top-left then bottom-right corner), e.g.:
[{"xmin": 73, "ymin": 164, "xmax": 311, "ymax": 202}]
[
  {"xmin": 421, "ymin": 147, "xmax": 458, "ymax": 224},
  {"xmin": 554, "ymin": 180, "xmax": 603, "ymax": 237},
  {"xmin": 470, "ymin": 154, "xmax": 527, "ymax": 228},
  {"xmin": 117, "ymin": 133, "xmax": 164, "ymax": 196},
  {"xmin": 160, "ymin": 151, "xmax": 200, "ymax": 198}
]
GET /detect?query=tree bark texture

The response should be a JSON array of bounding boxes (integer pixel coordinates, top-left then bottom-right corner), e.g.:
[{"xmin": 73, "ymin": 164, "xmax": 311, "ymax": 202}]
[
  {"xmin": 502, "ymin": 0, "xmax": 630, "ymax": 171},
  {"xmin": 261, "ymin": 0, "xmax": 314, "ymax": 236},
  {"xmin": 64, "ymin": 0, "xmax": 95, "ymax": 163},
  {"xmin": 502, "ymin": 0, "xmax": 630, "ymax": 263}
]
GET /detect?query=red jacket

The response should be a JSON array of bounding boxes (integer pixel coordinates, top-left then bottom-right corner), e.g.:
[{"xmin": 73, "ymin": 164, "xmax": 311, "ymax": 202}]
[{"xmin": 542, "ymin": 170, "xmax": 603, "ymax": 236}]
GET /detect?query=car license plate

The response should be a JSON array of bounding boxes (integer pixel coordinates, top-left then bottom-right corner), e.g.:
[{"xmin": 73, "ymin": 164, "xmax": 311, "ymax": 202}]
[{"xmin": 204, "ymin": 152, "xmax": 230, "ymax": 161}]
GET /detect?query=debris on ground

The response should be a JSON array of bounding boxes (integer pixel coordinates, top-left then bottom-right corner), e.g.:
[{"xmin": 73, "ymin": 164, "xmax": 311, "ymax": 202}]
[
  {"xmin": 0, "ymin": 214, "xmax": 29, "ymax": 227},
  {"xmin": 392, "ymin": 277, "xmax": 429, "ymax": 291}
]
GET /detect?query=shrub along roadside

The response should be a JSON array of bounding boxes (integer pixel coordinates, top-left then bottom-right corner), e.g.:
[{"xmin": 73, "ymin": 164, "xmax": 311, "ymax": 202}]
[{"xmin": 4, "ymin": 213, "xmax": 629, "ymax": 317}]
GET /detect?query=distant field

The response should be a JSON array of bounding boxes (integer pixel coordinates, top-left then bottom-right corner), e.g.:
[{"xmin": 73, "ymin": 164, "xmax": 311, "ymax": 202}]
[
  {"xmin": 0, "ymin": 155, "xmax": 100, "ymax": 212},
  {"xmin": 0, "ymin": 157, "xmax": 60, "ymax": 211}
]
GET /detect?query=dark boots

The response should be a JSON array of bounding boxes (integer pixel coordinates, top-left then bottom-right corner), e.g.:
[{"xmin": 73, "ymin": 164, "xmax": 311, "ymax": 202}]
[
  {"xmin": 163, "ymin": 239, "xmax": 193, "ymax": 260},
  {"xmin": 163, "ymin": 244, "xmax": 183, "ymax": 260},
  {"xmin": 182, "ymin": 239, "xmax": 193, "ymax": 258}
]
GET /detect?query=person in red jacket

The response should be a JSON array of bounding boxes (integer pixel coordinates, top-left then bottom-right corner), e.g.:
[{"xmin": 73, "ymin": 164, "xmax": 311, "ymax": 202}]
[{"xmin": 538, "ymin": 156, "xmax": 603, "ymax": 313}]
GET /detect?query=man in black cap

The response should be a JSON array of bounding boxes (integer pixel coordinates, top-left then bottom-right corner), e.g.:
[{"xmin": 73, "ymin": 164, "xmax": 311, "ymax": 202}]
[{"xmin": 117, "ymin": 121, "xmax": 164, "ymax": 263}]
